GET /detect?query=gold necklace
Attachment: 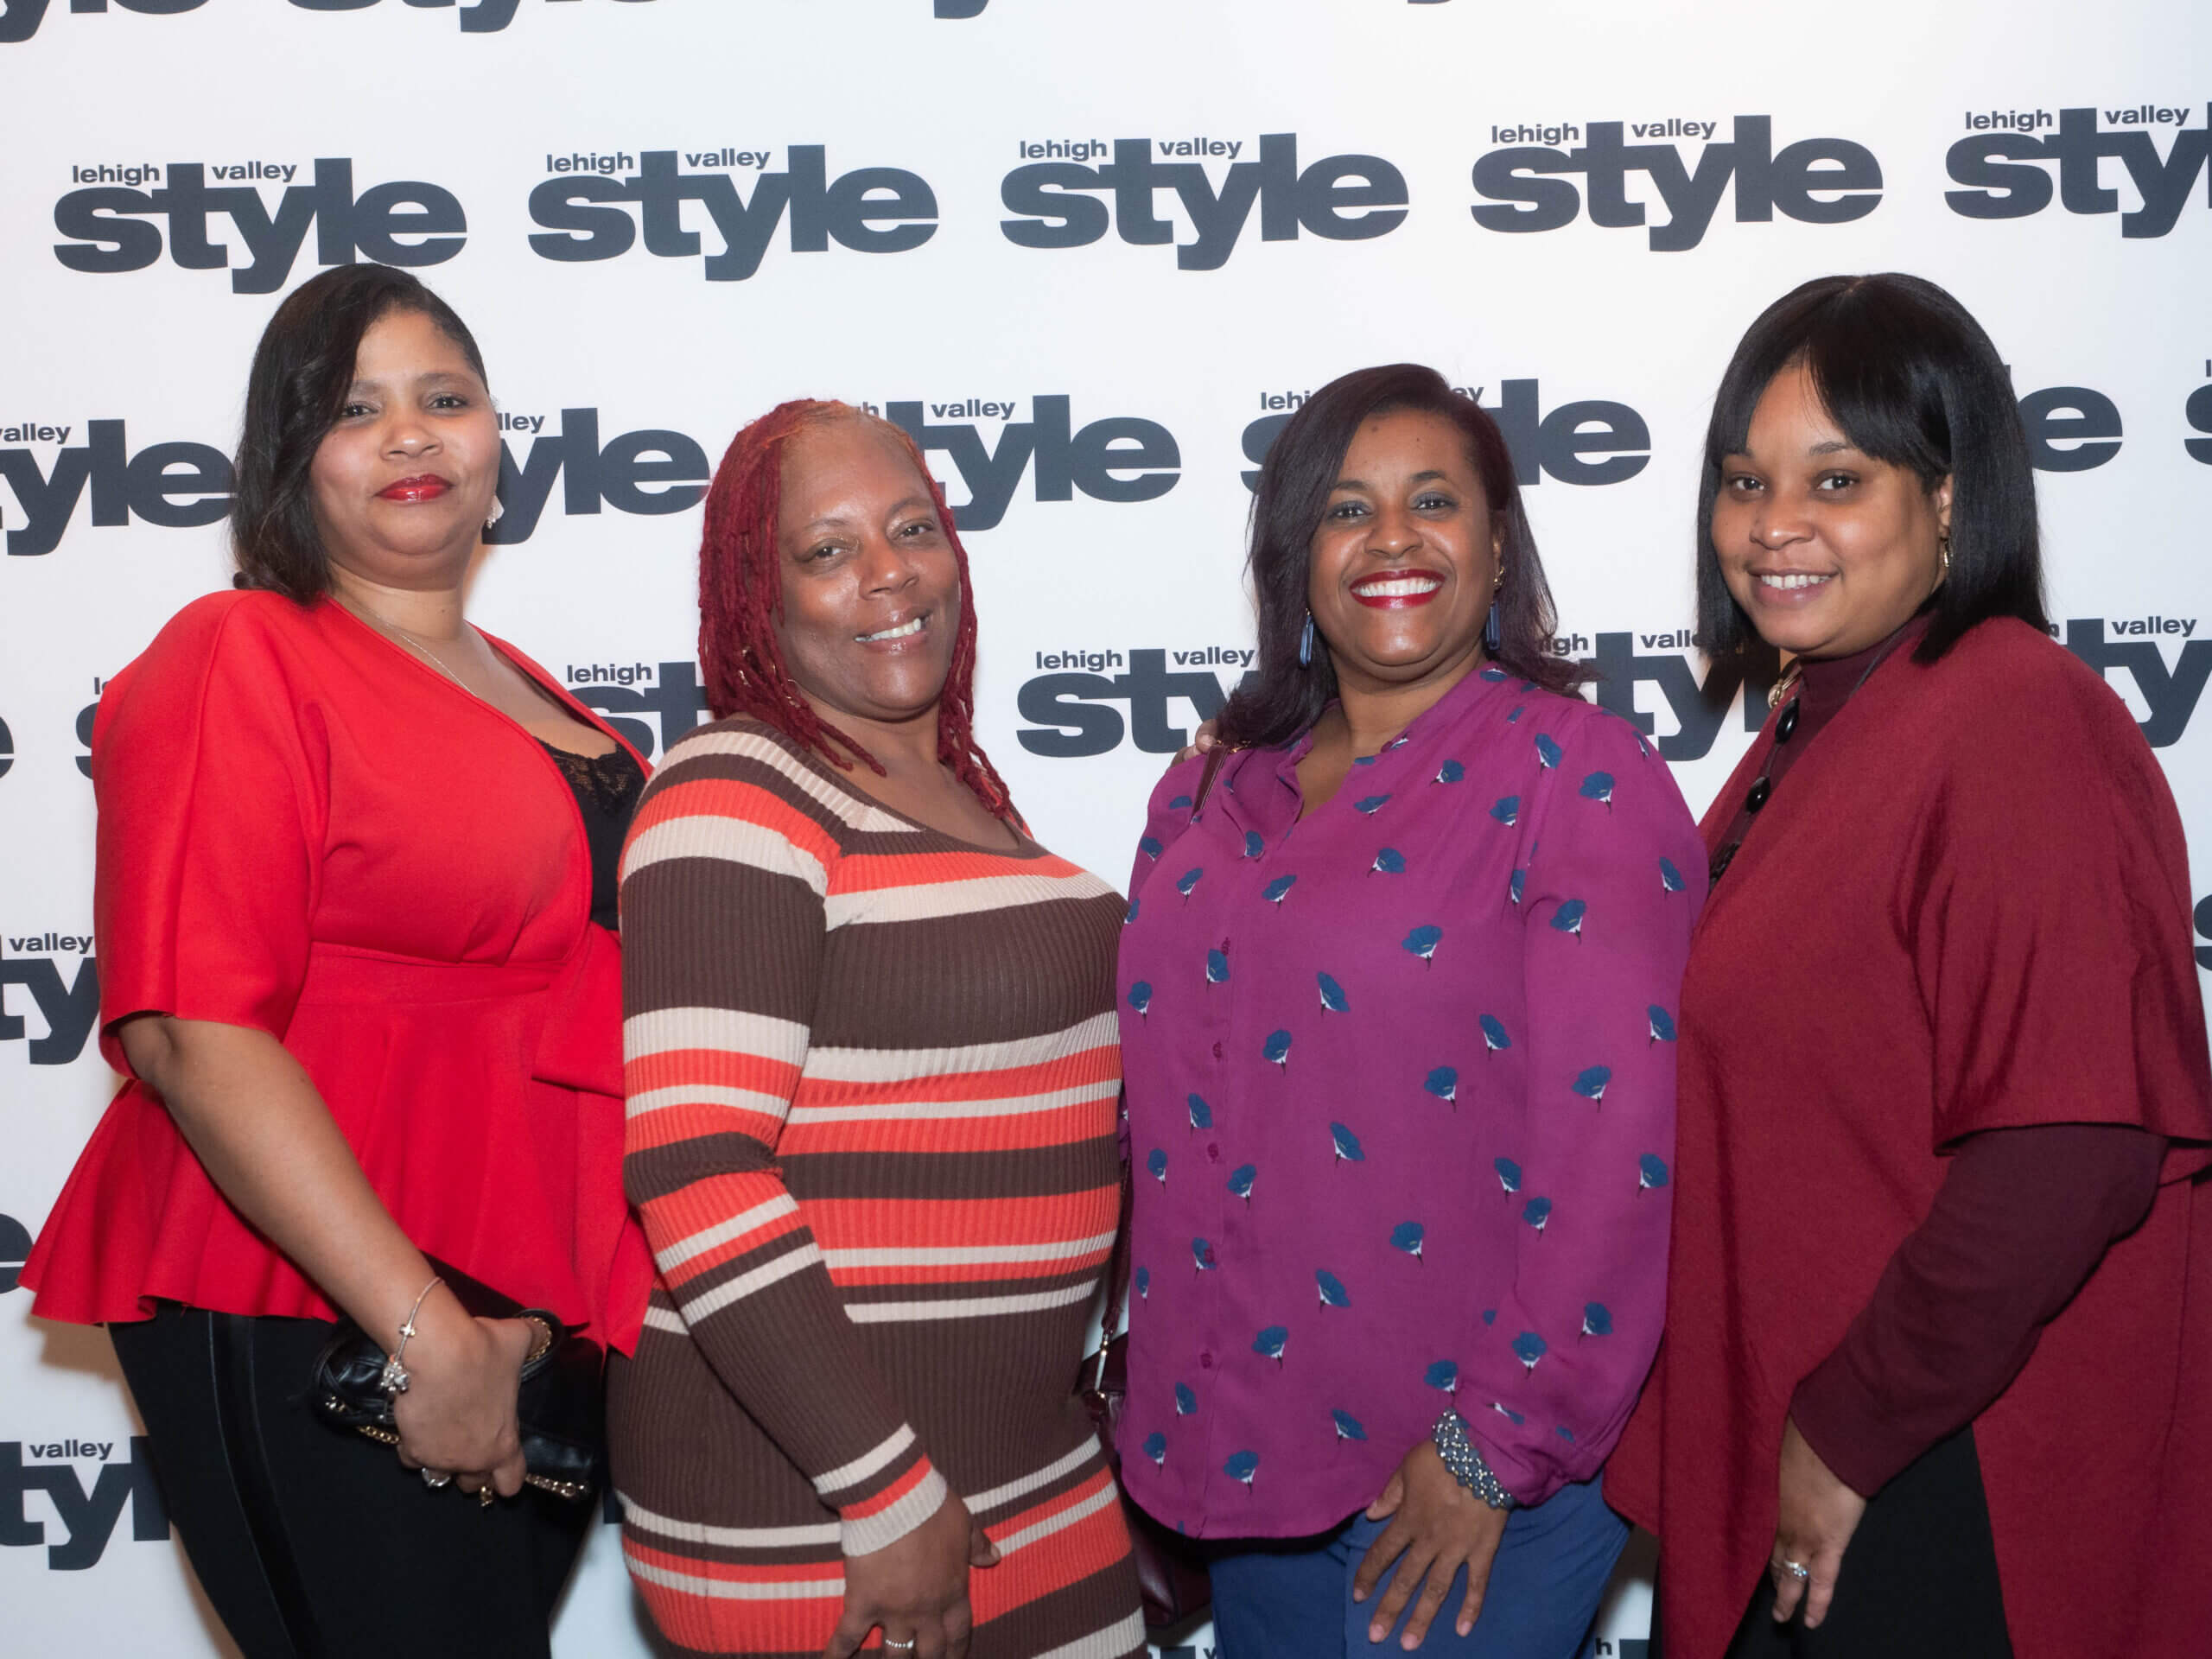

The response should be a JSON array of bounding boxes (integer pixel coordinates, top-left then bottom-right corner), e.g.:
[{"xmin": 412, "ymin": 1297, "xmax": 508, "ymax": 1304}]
[{"xmin": 347, "ymin": 600, "xmax": 476, "ymax": 695}]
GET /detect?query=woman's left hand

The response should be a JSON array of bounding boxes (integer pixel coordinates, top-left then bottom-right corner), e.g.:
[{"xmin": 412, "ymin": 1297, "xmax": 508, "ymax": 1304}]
[
  {"xmin": 1351, "ymin": 1441, "xmax": 1509, "ymax": 1649},
  {"xmin": 1770, "ymin": 1414, "xmax": 1866, "ymax": 1630}
]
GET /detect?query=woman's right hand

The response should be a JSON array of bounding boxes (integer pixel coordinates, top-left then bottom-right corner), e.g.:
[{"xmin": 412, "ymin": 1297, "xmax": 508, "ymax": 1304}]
[
  {"xmin": 1173, "ymin": 719, "xmax": 1222, "ymax": 765},
  {"xmin": 824, "ymin": 1488, "xmax": 999, "ymax": 1659},
  {"xmin": 387, "ymin": 1296, "xmax": 535, "ymax": 1497}
]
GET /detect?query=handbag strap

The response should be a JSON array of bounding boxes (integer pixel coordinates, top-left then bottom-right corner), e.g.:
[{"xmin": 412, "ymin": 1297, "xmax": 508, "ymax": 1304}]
[
  {"xmin": 1091, "ymin": 1137, "xmax": 1136, "ymax": 1392},
  {"xmin": 1190, "ymin": 742, "xmax": 1231, "ymax": 817}
]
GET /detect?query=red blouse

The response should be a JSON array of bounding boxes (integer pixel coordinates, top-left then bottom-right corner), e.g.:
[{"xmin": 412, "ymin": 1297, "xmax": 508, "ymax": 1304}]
[
  {"xmin": 1605, "ymin": 619, "xmax": 2212, "ymax": 1659},
  {"xmin": 22, "ymin": 590, "xmax": 653, "ymax": 1351}
]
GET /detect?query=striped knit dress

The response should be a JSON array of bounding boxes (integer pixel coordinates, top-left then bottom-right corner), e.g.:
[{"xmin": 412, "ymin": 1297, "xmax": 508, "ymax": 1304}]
[{"xmin": 609, "ymin": 716, "xmax": 1145, "ymax": 1659}]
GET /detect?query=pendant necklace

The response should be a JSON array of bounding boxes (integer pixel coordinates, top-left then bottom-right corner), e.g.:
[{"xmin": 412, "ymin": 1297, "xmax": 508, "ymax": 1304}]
[{"xmin": 1709, "ymin": 631, "xmax": 1913, "ymax": 884}]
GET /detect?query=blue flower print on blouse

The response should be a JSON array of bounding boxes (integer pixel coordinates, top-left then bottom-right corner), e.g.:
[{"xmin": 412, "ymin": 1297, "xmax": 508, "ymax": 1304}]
[{"xmin": 1572, "ymin": 1065, "xmax": 1611, "ymax": 1106}]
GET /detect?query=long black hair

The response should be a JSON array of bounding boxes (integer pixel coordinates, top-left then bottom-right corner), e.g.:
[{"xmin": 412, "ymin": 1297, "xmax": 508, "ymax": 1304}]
[
  {"xmin": 231, "ymin": 264, "xmax": 490, "ymax": 603},
  {"xmin": 1217, "ymin": 363, "xmax": 1582, "ymax": 751},
  {"xmin": 1695, "ymin": 273, "xmax": 2047, "ymax": 664}
]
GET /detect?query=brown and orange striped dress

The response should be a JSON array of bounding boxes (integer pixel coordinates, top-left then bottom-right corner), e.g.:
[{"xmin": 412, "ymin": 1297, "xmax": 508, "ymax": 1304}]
[{"xmin": 608, "ymin": 716, "xmax": 1145, "ymax": 1659}]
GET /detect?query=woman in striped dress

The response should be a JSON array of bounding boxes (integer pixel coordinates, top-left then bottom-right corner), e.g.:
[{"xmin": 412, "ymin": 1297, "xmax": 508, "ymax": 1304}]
[{"xmin": 610, "ymin": 399, "xmax": 1145, "ymax": 1659}]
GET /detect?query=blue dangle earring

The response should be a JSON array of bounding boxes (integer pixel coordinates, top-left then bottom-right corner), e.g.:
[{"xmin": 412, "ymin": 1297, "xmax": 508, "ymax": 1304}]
[
  {"xmin": 1298, "ymin": 612, "xmax": 1317, "ymax": 667},
  {"xmin": 1483, "ymin": 574, "xmax": 1503, "ymax": 653}
]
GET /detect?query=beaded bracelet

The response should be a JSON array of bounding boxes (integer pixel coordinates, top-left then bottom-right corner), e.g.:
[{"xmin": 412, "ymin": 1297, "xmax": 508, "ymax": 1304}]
[
  {"xmin": 1432, "ymin": 1409, "xmax": 1516, "ymax": 1510},
  {"xmin": 378, "ymin": 1275, "xmax": 444, "ymax": 1397}
]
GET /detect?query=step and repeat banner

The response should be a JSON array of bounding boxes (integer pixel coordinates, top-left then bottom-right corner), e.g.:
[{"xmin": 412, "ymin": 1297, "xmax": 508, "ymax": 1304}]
[{"xmin": 3, "ymin": 1, "xmax": 2207, "ymax": 1653}]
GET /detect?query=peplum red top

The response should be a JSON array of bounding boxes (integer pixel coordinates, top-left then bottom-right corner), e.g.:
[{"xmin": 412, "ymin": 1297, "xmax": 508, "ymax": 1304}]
[{"xmin": 22, "ymin": 588, "xmax": 653, "ymax": 1353}]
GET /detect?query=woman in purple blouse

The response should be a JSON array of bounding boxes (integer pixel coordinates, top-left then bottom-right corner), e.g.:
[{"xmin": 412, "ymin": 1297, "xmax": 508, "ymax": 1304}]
[{"xmin": 1116, "ymin": 365, "xmax": 1705, "ymax": 1656}]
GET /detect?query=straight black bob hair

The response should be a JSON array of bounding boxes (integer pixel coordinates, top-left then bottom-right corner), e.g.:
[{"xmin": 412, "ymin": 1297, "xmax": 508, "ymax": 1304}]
[
  {"xmin": 1217, "ymin": 363, "xmax": 1582, "ymax": 751},
  {"xmin": 1695, "ymin": 273, "xmax": 2047, "ymax": 664},
  {"xmin": 231, "ymin": 264, "xmax": 490, "ymax": 603}
]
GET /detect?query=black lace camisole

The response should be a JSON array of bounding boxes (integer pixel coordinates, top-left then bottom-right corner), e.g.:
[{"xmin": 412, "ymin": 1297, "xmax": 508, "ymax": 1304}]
[{"xmin": 542, "ymin": 741, "xmax": 645, "ymax": 931}]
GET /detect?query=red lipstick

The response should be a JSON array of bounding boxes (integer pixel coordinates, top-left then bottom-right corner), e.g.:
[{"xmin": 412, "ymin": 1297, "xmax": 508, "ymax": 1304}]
[
  {"xmin": 378, "ymin": 475, "xmax": 450, "ymax": 503},
  {"xmin": 1350, "ymin": 569, "xmax": 1446, "ymax": 609}
]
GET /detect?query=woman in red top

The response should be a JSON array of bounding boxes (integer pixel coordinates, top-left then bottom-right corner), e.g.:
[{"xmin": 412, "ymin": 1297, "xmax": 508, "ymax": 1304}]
[
  {"xmin": 1605, "ymin": 274, "xmax": 2212, "ymax": 1658},
  {"xmin": 21, "ymin": 264, "xmax": 652, "ymax": 1659}
]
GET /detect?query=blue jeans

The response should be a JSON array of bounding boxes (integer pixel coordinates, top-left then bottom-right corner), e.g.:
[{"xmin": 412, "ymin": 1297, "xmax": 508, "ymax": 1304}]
[{"xmin": 1208, "ymin": 1475, "xmax": 1626, "ymax": 1659}]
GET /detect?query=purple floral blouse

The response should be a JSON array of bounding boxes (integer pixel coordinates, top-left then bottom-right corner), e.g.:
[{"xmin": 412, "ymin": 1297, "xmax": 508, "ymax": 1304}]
[{"xmin": 1115, "ymin": 665, "xmax": 1705, "ymax": 1537}]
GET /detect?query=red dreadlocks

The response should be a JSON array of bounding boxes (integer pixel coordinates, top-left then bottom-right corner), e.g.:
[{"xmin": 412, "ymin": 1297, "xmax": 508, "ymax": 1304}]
[{"xmin": 696, "ymin": 398, "xmax": 1017, "ymax": 823}]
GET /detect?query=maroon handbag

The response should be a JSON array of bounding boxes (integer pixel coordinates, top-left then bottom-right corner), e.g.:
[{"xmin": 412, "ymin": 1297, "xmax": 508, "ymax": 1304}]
[{"xmin": 1078, "ymin": 1165, "xmax": 1211, "ymax": 1631}]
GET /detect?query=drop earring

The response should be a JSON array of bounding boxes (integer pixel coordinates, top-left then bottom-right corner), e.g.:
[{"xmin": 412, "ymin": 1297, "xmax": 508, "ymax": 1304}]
[
  {"xmin": 1939, "ymin": 530, "xmax": 1952, "ymax": 575},
  {"xmin": 1297, "ymin": 612, "xmax": 1316, "ymax": 667},
  {"xmin": 1483, "ymin": 570, "xmax": 1503, "ymax": 653},
  {"xmin": 485, "ymin": 496, "xmax": 505, "ymax": 530}
]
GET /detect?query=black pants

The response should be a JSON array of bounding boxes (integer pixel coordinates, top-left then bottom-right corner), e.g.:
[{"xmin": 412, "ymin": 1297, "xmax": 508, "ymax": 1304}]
[
  {"xmin": 1719, "ymin": 1427, "xmax": 2013, "ymax": 1659},
  {"xmin": 110, "ymin": 1304, "xmax": 592, "ymax": 1659}
]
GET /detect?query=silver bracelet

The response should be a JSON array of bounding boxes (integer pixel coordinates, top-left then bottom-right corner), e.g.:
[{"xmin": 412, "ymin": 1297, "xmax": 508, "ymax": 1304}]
[
  {"xmin": 378, "ymin": 1275, "xmax": 444, "ymax": 1398},
  {"xmin": 1432, "ymin": 1409, "xmax": 1516, "ymax": 1510}
]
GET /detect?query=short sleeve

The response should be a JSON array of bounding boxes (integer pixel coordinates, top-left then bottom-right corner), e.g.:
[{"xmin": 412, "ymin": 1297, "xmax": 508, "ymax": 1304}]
[
  {"xmin": 1910, "ymin": 656, "xmax": 2212, "ymax": 1149},
  {"xmin": 92, "ymin": 595, "xmax": 325, "ymax": 1074}
]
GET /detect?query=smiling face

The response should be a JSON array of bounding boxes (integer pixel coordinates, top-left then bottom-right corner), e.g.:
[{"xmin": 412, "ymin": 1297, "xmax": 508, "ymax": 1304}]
[
  {"xmin": 1307, "ymin": 406, "xmax": 1500, "ymax": 695},
  {"xmin": 772, "ymin": 417, "xmax": 962, "ymax": 736},
  {"xmin": 1712, "ymin": 362, "xmax": 1953, "ymax": 659},
  {"xmin": 308, "ymin": 307, "xmax": 499, "ymax": 589}
]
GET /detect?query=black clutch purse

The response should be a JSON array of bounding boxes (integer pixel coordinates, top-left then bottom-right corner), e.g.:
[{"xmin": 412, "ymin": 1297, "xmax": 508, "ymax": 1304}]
[{"xmin": 310, "ymin": 1258, "xmax": 605, "ymax": 1501}]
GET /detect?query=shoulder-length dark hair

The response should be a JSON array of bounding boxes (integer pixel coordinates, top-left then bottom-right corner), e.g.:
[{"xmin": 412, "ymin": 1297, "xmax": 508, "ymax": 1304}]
[
  {"xmin": 1695, "ymin": 273, "xmax": 2047, "ymax": 664},
  {"xmin": 1217, "ymin": 363, "xmax": 1582, "ymax": 751},
  {"xmin": 231, "ymin": 264, "xmax": 490, "ymax": 603}
]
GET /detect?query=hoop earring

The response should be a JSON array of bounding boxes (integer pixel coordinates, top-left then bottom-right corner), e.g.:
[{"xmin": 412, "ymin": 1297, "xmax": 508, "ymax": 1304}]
[{"xmin": 1297, "ymin": 612, "xmax": 1317, "ymax": 667}]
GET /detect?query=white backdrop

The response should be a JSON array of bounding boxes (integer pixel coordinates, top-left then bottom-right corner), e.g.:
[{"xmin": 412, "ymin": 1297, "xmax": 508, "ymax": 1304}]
[{"xmin": 3, "ymin": 3, "xmax": 2208, "ymax": 1654}]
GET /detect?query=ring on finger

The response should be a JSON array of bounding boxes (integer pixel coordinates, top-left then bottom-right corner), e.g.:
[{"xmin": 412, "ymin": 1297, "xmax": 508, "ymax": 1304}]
[
  {"xmin": 1781, "ymin": 1559, "xmax": 1811, "ymax": 1581},
  {"xmin": 420, "ymin": 1469, "xmax": 452, "ymax": 1490},
  {"xmin": 883, "ymin": 1640, "xmax": 918, "ymax": 1652}
]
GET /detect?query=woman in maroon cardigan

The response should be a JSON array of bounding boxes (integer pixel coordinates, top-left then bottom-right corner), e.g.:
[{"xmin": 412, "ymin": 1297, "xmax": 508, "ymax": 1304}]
[{"xmin": 1605, "ymin": 273, "xmax": 2212, "ymax": 1659}]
